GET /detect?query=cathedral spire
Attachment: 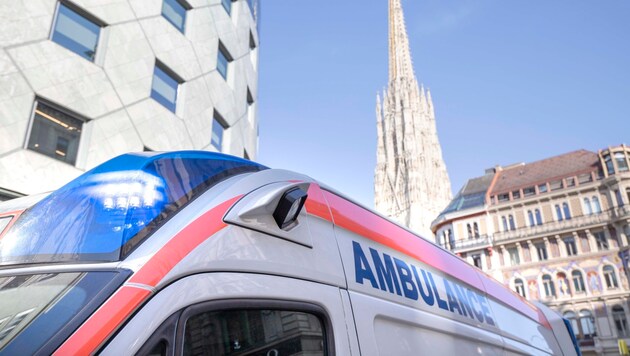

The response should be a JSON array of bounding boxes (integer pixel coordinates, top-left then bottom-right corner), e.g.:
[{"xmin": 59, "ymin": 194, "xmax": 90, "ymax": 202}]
[{"xmin": 389, "ymin": 0, "xmax": 415, "ymax": 82}]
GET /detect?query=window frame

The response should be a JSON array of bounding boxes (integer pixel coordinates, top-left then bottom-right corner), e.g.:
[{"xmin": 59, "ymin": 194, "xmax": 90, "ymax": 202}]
[
  {"xmin": 603, "ymin": 265, "xmax": 619, "ymax": 289},
  {"xmin": 161, "ymin": 0, "xmax": 191, "ymax": 33},
  {"xmin": 172, "ymin": 299, "xmax": 335, "ymax": 356},
  {"xmin": 50, "ymin": 1, "xmax": 106, "ymax": 63},
  {"xmin": 572, "ymin": 270, "xmax": 585, "ymax": 293},
  {"xmin": 217, "ymin": 41, "xmax": 233, "ymax": 80},
  {"xmin": 25, "ymin": 98, "xmax": 89, "ymax": 166},
  {"xmin": 542, "ymin": 274, "xmax": 556, "ymax": 298},
  {"xmin": 211, "ymin": 110, "xmax": 229, "ymax": 151},
  {"xmin": 150, "ymin": 60, "xmax": 184, "ymax": 113},
  {"xmin": 613, "ymin": 305, "xmax": 629, "ymax": 337}
]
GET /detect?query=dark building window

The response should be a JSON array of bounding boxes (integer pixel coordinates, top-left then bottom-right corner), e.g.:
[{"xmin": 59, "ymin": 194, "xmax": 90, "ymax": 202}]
[
  {"xmin": 538, "ymin": 183, "xmax": 548, "ymax": 193},
  {"xmin": 151, "ymin": 62, "xmax": 182, "ymax": 113},
  {"xmin": 536, "ymin": 243, "xmax": 548, "ymax": 261},
  {"xmin": 523, "ymin": 186, "xmax": 536, "ymax": 197},
  {"xmin": 162, "ymin": 0, "xmax": 189, "ymax": 33},
  {"xmin": 604, "ymin": 154, "xmax": 615, "ymax": 175},
  {"xmin": 27, "ymin": 101, "xmax": 85, "ymax": 165},
  {"xmin": 51, "ymin": 3, "xmax": 102, "ymax": 61},
  {"xmin": 563, "ymin": 203, "xmax": 571, "ymax": 220},
  {"xmin": 603, "ymin": 265, "xmax": 618, "ymax": 289},
  {"xmin": 572, "ymin": 270, "xmax": 585, "ymax": 293},
  {"xmin": 564, "ymin": 238, "xmax": 577, "ymax": 256},
  {"xmin": 508, "ymin": 214, "xmax": 516, "ymax": 230},
  {"xmin": 472, "ymin": 254, "xmax": 482, "ymax": 269},
  {"xmin": 211, "ymin": 111, "xmax": 228, "ymax": 151},
  {"xmin": 535, "ymin": 209, "xmax": 543, "ymax": 225},
  {"xmin": 217, "ymin": 42, "xmax": 232, "ymax": 80},
  {"xmin": 514, "ymin": 278, "xmax": 526, "ymax": 298},
  {"xmin": 184, "ymin": 309, "xmax": 325, "ymax": 355},
  {"xmin": 613, "ymin": 306, "xmax": 629, "ymax": 337},
  {"xmin": 542, "ymin": 274, "xmax": 555, "ymax": 298},
  {"xmin": 249, "ymin": 30, "xmax": 256, "ymax": 50},
  {"xmin": 594, "ymin": 231, "xmax": 608, "ymax": 250}
]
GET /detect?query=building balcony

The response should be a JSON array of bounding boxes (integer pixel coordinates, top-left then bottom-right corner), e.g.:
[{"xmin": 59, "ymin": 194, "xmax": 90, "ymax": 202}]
[
  {"xmin": 443, "ymin": 235, "xmax": 492, "ymax": 253},
  {"xmin": 493, "ymin": 210, "xmax": 613, "ymax": 243},
  {"xmin": 611, "ymin": 205, "xmax": 630, "ymax": 221}
]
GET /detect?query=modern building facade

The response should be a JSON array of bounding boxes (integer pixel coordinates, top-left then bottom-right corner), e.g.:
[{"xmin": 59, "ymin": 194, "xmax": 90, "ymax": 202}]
[
  {"xmin": 432, "ymin": 145, "xmax": 630, "ymax": 355},
  {"xmin": 0, "ymin": 0, "xmax": 260, "ymax": 200},
  {"xmin": 374, "ymin": 0, "xmax": 452, "ymax": 238}
]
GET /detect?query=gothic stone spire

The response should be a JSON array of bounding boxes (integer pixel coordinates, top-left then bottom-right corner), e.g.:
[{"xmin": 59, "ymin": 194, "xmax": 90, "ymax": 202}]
[{"xmin": 375, "ymin": 0, "xmax": 452, "ymax": 239}]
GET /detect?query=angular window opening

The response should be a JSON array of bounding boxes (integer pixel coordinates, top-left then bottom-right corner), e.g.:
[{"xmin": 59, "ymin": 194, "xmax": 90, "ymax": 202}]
[
  {"xmin": 51, "ymin": 2, "xmax": 102, "ymax": 61},
  {"xmin": 27, "ymin": 100, "xmax": 85, "ymax": 165},
  {"xmin": 221, "ymin": 0, "xmax": 232, "ymax": 15},
  {"xmin": 162, "ymin": 0, "xmax": 189, "ymax": 33},
  {"xmin": 151, "ymin": 61, "xmax": 183, "ymax": 113},
  {"xmin": 249, "ymin": 30, "xmax": 256, "ymax": 50},
  {"xmin": 217, "ymin": 41, "xmax": 233, "ymax": 80},
  {"xmin": 211, "ymin": 111, "xmax": 228, "ymax": 151}
]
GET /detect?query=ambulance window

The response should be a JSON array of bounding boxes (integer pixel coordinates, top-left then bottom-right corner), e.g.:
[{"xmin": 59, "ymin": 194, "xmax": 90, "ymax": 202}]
[{"xmin": 183, "ymin": 309, "xmax": 326, "ymax": 356}]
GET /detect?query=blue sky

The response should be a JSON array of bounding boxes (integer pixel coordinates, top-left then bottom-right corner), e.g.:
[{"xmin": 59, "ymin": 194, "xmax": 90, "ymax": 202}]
[{"xmin": 256, "ymin": 0, "xmax": 630, "ymax": 208}]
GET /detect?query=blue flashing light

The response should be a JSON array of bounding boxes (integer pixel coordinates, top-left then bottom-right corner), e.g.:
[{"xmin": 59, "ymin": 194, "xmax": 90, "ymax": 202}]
[{"xmin": 0, "ymin": 151, "xmax": 266, "ymax": 266}]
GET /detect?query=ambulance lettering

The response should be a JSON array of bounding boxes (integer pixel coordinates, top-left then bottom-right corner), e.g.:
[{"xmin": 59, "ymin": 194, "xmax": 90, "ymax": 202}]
[{"xmin": 353, "ymin": 240, "xmax": 495, "ymax": 326}]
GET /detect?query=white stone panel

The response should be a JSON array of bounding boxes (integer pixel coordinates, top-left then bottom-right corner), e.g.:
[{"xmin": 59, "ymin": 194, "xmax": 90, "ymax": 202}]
[
  {"xmin": 188, "ymin": 7, "xmax": 219, "ymax": 74},
  {"xmin": 128, "ymin": 0, "xmax": 161, "ymax": 19},
  {"xmin": 8, "ymin": 41, "xmax": 122, "ymax": 118},
  {"xmin": 140, "ymin": 17, "xmax": 202, "ymax": 81},
  {"xmin": 0, "ymin": 0, "xmax": 56, "ymax": 48},
  {"xmin": 85, "ymin": 109, "xmax": 143, "ymax": 169},
  {"xmin": 0, "ymin": 150, "xmax": 82, "ymax": 195},
  {"xmin": 127, "ymin": 99, "xmax": 192, "ymax": 151},
  {"xmin": 204, "ymin": 71, "xmax": 235, "ymax": 124},
  {"xmin": 70, "ymin": 0, "xmax": 136, "ymax": 24},
  {"xmin": 0, "ymin": 93, "xmax": 33, "ymax": 155},
  {"xmin": 104, "ymin": 22, "xmax": 154, "ymax": 105}
]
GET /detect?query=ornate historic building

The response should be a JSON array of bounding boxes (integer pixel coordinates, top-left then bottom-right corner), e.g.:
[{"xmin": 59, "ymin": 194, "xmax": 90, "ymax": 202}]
[
  {"xmin": 375, "ymin": 0, "xmax": 452, "ymax": 238},
  {"xmin": 432, "ymin": 145, "xmax": 630, "ymax": 355},
  {"xmin": 0, "ymin": 0, "xmax": 260, "ymax": 200}
]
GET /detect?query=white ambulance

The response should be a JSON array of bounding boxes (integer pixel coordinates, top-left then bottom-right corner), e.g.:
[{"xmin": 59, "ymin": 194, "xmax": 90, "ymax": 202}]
[{"xmin": 0, "ymin": 151, "xmax": 580, "ymax": 355}]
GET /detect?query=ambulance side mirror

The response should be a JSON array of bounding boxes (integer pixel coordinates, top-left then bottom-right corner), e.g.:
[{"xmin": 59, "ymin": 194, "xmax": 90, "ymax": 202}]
[{"xmin": 223, "ymin": 182, "xmax": 312, "ymax": 247}]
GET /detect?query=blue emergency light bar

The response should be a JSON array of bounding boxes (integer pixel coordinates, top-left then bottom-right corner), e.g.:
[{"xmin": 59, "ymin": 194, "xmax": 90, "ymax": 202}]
[{"xmin": 0, "ymin": 151, "xmax": 266, "ymax": 266}]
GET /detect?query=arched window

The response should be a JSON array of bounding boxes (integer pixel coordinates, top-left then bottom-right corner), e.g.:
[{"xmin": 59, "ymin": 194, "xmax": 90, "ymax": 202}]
[
  {"xmin": 535, "ymin": 209, "xmax": 542, "ymax": 225},
  {"xmin": 579, "ymin": 310, "xmax": 596, "ymax": 339},
  {"xmin": 514, "ymin": 278, "xmax": 526, "ymax": 298},
  {"xmin": 557, "ymin": 272, "xmax": 569, "ymax": 297},
  {"xmin": 592, "ymin": 196, "xmax": 601, "ymax": 213},
  {"xmin": 572, "ymin": 270, "xmax": 585, "ymax": 293},
  {"xmin": 555, "ymin": 204, "xmax": 563, "ymax": 221},
  {"xmin": 603, "ymin": 265, "xmax": 619, "ymax": 289},
  {"xmin": 467, "ymin": 224, "xmax": 472, "ymax": 239},
  {"xmin": 508, "ymin": 215, "xmax": 515, "ymax": 230},
  {"xmin": 564, "ymin": 311, "xmax": 579, "ymax": 338},
  {"xmin": 563, "ymin": 203, "xmax": 571, "ymax": 219},
  {"xmin": 542, "ymin": 274, "xmax": 555, "ymax": 298},
  {"xmin": 501, "ymin": 216, "xmax": 508, "ymax": 231},
  {"xmin": 473, "ymin": 222, "xmax": 479, "ymax": 238},
  {"xmin": 583, "ymin": 197, "xmax": 592, "ymax": 215},
  {"xmin": 527, "ymin": 210, "xmax": 535, "ymax": 227},
  {"xmin": 613, "ymin": 305, "xmax": 629, "ymax": 337}
]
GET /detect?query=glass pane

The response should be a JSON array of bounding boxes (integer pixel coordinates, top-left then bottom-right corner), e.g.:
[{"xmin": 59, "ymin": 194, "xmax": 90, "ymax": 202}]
[
  {"xmin": 162, "ymin": 0, "xmax": 186, "ymax": 33},
  {"xmin": 211, "ymin": 118, "xmax": 224, "ymax": 150},
  {"xmin": 52, "ymin": 4, "xmax": 100, "ymax": 61},
  {"xmin": 0, "ymin": 271, "xmax": 124, "ymax": 354},
  {"xmin": 616, "ymin": 152, "xmax": 629, "ymax": 172},
  {"xmin": 217, "ymin": 48, "xmax": 229, "ymax": 80},
  {"xmin": 27, "ymin": 102, "xmax": 83, "ymax": 165},
  {"xmin": 184, "ymin": 309, "xmax": 325, "ymax": 356},
  {"xmin": 151, "ymin": 65, "xmax": 179, "ymax": 112},
  {"xmin": 222, "ymin": 0, "xmax": 232, "ymax": 14}
]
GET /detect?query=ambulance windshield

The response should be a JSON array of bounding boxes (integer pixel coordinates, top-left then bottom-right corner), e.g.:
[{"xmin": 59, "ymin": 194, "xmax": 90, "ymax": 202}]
[{"xmin": 0, "ymin": 151, "xmax": 266, "ymax": 266}]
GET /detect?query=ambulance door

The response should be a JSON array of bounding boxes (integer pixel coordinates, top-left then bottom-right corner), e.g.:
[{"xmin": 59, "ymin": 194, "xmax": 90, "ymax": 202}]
[{"xmin": 101, "ymin": 273, "xmax": 357, "ymax": 355}]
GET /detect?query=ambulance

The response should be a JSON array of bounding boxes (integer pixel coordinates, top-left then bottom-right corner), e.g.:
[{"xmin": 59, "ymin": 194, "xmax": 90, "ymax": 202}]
[{"xmin": 0, "ymin": 151, "xmax": 580, "ymax": 355}]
